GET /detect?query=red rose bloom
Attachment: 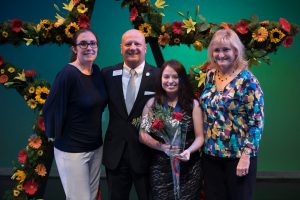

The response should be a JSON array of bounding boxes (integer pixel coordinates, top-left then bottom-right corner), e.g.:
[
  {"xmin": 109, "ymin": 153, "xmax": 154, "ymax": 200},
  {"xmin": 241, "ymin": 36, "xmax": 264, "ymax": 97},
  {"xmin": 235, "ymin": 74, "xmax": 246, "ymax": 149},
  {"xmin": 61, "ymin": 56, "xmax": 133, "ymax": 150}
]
[
  {"xmin": 235, "ymin": 20, "xmax": 248, "ymax": 34},
  {"xmin": 283, "ymin": 36, "xmax": 293, "ymax": 48},
  {"xmin": 38, "ymin": 116, "xmax": 45, "ymax": 132},
  {"xmin": 151, "ymin": 119, "xmax": 164, "ymax": 131},
  {"xmin": 130, "ymin": 7, "xmax": 138, "ymax": 22},
  {"xmin": 279, "ymin": 18, "xmax": 291, "ymax": 33},
  {"xmin": 172, "ymin": 21, "xmax": 184, "ymax": 34},
  {"xmin": 11, "ymin": 19, "xmax": 23, "ymax": 33},
  {"xmin": 78, "ymin": 15, "xmax": 90, "ymax": 29},
  {"xmin": 18, "ymin": 149, "xmax": 27, "ymax": 163},
  {"xmin": 24, "ymin": 70, "xmax": 37, "ymax": 77},
  {"xmin": 24, "ymin": 180, "xmax": 38, "ymax": 195},
  {"xmin": 173, "ymin": 112, "xmax": 183, "ymax": 121}
]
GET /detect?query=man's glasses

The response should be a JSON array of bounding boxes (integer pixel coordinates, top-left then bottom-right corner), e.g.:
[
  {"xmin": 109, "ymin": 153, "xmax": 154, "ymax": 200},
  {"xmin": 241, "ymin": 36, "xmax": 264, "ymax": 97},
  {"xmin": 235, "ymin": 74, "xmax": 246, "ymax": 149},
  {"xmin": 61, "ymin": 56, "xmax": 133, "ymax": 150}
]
[{"xmin": 76, "ymin": 41, "xmax": 98, "ymax": 49}]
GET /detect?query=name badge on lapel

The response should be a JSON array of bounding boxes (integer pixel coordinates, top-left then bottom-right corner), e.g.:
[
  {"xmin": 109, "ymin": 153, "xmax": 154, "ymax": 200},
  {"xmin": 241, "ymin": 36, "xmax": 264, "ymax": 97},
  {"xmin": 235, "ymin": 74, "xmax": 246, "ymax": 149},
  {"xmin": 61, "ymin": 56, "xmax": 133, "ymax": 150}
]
[
  {"xmin": 113, "ymin": 69, "xmax": 122, "ymax": 76},
  {"xmin": 144, "ymin": 91, "xmax": 155, "ymax": 95}
]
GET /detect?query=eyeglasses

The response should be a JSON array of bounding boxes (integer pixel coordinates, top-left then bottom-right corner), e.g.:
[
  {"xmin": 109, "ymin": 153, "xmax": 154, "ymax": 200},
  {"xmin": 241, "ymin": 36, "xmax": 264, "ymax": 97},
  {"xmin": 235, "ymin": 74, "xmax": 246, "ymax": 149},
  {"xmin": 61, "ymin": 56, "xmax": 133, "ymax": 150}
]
[{"xmin": 76, "ymin": 41, "xmax": 98, "ymax": 49}]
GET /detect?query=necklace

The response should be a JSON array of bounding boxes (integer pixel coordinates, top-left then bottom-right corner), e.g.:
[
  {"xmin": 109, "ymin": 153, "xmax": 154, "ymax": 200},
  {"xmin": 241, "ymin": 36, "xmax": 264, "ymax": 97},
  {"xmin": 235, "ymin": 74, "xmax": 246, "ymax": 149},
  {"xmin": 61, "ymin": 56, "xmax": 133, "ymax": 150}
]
[{"xmin": 216, "ymin": 69, "xmax": 235, "ymax": 82}]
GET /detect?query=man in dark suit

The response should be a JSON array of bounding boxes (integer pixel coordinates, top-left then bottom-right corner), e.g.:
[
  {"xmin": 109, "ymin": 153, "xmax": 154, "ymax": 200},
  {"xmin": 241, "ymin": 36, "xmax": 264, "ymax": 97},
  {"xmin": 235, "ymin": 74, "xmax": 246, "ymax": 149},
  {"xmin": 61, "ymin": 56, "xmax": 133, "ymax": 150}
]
[{"xmin": 101, "ymin": 29, "xmax": 160, "ymax": 200}]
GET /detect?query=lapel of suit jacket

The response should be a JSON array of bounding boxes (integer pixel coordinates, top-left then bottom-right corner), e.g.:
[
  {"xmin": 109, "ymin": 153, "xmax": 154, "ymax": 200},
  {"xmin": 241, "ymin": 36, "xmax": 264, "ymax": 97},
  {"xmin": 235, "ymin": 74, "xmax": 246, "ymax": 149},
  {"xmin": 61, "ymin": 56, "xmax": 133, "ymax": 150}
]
[
  {"xmin": 129, "ymin": 63, "xmax": 155, "ymax": 116},
  {"xmin": 112, "ymin": 64, "xmax": 128, "ymax": 117}
]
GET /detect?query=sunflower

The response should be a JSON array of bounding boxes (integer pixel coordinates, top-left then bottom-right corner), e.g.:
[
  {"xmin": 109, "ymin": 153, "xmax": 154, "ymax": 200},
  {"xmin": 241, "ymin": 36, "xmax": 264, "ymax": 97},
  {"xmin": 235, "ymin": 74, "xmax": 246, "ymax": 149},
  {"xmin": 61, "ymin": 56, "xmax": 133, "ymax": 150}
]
[
  {"xmin": 252, "ymin": 27, "xmax": 268, "ymax": 42},
  {"xmin": 56, "ymin": 35, "xmax": 63, "ymax": 42},
  {"xmin": 37, "ymin": 150, "xmax": 44, "ymax": 156},
  {"xmin": 8, "ymin": 67, "xmax": 15, "ymax": 73},
  {"xmin": 174, "ymin": 38, "xmax": 180, "ymax": 44},
  {"xmin": 28, "ymin": 86, "xmax": 35, "ymax": 94},
  {"xmin": 35, "ymin": 164, "xmax": 47, "ymax": 176},
  {"xmin": 35, "ymin": 86, "xmax": 50, "ymax": 104},
  {"xmin": 270, "ymin": 28, "xmax": 285, "ymax": 43},
  {"xmin": 27, "ymin": 99, "xmax": 37, "ymax": 109},
  {"xmin": 65, "ymin": 22, "xmax": 80, "ymax": 38},
  {"xmin": 13, "ymin": 190, "xmax": 20, "ymax": 197},
  {"xmin": 28, "ymin": 135, "xmax": 42, "ymax": 149},
  {"xmin": 77, "ymin": 3, "xmax": 88, "ymax": 14},
  {"xmin": 39, "ymin": 19, "xmax": 52, "ymax": 31},
  {"xmin": 2, "ymin": 31, "xmax": 8, "ymax": 38},
  {"xmin": 139, "ymin": 23, "xmax": 152, "ymax": 37},
  {"xmin": 17, "ymin": 184, "xmax": 23, "ymax": 191}
]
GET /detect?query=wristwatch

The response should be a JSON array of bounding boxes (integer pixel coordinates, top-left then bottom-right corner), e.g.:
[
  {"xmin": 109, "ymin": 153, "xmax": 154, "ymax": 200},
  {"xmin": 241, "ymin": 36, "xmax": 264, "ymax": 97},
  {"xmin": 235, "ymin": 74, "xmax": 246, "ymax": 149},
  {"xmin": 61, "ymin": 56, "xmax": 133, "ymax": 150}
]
[{"xmin": 243, "ymin": 148, "xmax": 252, "ymax": 156}]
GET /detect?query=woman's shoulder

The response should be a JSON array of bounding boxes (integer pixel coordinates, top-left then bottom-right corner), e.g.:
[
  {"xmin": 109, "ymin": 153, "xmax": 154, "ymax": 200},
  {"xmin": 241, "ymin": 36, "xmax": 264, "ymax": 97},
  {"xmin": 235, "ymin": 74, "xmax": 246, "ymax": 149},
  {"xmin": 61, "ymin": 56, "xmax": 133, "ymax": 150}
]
[
  {"xmin": 146, "ymin": 97, "xmax": 155, "ymax": 107},
  {"xmin": 54, "ymin": 64, "xmax": 78, "ymax": 82}
]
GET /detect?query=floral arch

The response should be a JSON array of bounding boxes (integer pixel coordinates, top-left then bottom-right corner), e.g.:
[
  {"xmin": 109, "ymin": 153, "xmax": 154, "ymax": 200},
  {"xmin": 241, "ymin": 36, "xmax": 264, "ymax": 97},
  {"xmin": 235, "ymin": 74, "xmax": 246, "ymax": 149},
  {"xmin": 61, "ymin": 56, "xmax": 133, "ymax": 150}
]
[{"xmin": 0, "ymin": 0, "xmax": 298, "ymax": 199}]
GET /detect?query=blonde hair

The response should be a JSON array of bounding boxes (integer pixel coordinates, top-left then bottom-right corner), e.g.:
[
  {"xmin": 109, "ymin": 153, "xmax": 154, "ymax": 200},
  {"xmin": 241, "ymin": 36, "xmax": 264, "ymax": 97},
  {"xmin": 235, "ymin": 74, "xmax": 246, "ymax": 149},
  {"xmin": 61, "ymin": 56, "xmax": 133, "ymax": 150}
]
[{"xmin": 208, "ymin": 29, "xmax": 248, "ymax": 70}]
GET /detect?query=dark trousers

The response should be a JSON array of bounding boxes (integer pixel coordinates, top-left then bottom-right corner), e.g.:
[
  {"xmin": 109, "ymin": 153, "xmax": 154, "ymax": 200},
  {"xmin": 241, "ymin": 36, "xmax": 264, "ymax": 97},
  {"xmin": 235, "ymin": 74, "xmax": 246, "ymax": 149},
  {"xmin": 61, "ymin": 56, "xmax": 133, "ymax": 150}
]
[
  {"xmin": 106, "ymin": 146, "xmax": 150, "ymax": 200},
  {"xmin": 203, "ymin": 154, "xmax": 257, "ymax": 200}
]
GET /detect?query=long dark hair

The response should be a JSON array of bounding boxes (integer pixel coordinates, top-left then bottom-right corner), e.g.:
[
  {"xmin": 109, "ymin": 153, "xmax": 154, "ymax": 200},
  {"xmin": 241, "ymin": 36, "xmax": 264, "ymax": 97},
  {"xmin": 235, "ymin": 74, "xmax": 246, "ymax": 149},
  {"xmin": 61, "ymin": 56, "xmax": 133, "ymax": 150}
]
[
  {"xmin": 69, "ymin": 28, "xmax": 99, "ymax": 62},
  {"xmin": 155, "ymin": 59, "xmax": 194, "ymax": 114}
]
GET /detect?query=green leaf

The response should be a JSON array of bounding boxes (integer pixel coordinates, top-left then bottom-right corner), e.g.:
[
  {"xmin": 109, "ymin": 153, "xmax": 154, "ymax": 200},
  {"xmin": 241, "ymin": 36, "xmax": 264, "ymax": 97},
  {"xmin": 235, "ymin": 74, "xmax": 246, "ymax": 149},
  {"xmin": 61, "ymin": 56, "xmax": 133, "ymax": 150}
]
[
  {"xmin": 54, "ymin": 4, "xmax": 60, "ymax": 12},
  {"xmin": 252, "ymin": 49, "xmax": 268, "ymax": 58},
  {"xmin": 199, "ymin": 23, "xmax": 210, "ymax": 32},
  {"xmin": 178, "ymin": 11, "xmax": 185, "ymax": 17}
]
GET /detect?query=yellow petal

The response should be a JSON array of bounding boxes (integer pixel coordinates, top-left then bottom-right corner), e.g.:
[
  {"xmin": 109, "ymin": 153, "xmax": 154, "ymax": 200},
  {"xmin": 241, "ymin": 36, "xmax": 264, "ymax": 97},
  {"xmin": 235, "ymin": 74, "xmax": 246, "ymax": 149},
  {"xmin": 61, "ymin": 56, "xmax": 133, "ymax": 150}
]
[
  {"xmin": 24, "ymin": 38, "xmax": 33, "ymax": 46},
  {"xmin": 63, "ymin": 0, "xmax": 74, "ymax": 11}
]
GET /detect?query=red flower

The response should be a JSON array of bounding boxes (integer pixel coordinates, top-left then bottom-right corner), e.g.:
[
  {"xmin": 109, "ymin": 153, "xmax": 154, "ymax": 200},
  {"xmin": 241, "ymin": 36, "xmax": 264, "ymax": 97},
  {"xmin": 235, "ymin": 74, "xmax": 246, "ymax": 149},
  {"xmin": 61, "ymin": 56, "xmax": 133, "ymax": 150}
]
[
  {"xmin": 78, "ymin": 15, "xmax": 90, "ymax": 29},
  {"xmin": 38, "ymin": 116, "xmax": 45, "ymax": 132},
  {"xmin": 0, "ymin": 56, "xmax": 4, "ymax": 66},
  {"xmin": 0, "ymin": 74, "xmax": 9, "ymax": 84},
  {"xmin": 221, "ymin": 22, "xmax": 229, "ymax": 29},
  {"xmin": 172, "ymin": 21, "xmax": 184, "ymax": 34},
  {"xmin": 151, "ymin": 119, "xmax": 164, "ymax": 131},
  {"xmin": 18, "ymin": 149, "xmax": 27, "ymax": 163},
  {"xmin": 73, "ymin": 0, "xmax": 80, "ymax": 5},
  {"xmin": 283, "ymin": 36, "xmax": 293, "ymax": 48},
  {"xmin": 201, "ymin": 61, "xmax": 211, "ymax": 71},
  {"xmin": 194, "ymin": 91, "xmax": 201, "ymax": 98},
  {"xmin": 130, "ymin": 7, "xmax": 138, "ymax": 22},
  {"xmin": 24, "ymin": 69, "xmax": 37, "ymax": 77},
  {"xmin": 24, "ymin": 180, "xmax": 38, "ymax": 195},
  {"xmin": 279, "ymin": 18, "xmax": 291, "ymax": 33},
  {"xmin": 235, "ymin": 20, "xmax": 248, "ymax": 34},
  {"xmin": 11, "ymin": 19, "xmax": 24, "ymax": 33},
  {"xmin": 173, "ymin": 112, "xmax": 183, "ymax": 121}
]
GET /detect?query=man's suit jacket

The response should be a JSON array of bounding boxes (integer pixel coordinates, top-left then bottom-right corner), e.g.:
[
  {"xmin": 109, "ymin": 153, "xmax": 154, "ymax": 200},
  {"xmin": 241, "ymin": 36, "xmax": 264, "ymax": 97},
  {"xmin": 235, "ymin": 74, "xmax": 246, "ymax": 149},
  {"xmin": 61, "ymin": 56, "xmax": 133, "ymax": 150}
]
[{"xmin": 101, "ymin": 63, "xmax": 160, "ymax": 174}]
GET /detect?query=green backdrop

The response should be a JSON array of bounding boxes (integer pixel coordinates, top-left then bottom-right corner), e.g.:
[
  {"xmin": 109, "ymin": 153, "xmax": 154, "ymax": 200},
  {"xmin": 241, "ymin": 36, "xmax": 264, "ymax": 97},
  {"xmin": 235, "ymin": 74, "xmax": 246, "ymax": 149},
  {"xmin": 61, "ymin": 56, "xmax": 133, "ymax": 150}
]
[{"xmin": 1, "ymin": 0, "xmax": 300, "ymax": 172}]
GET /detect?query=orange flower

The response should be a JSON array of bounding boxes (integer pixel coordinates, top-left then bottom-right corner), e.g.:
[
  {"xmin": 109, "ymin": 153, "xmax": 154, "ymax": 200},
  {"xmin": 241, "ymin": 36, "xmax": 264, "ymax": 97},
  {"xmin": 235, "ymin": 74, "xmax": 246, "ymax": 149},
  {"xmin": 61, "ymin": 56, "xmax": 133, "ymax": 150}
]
[
  {"xmin": 13, "ymin": 170, "xmax": 26, "ymax": 182},
  {"xmin": 221, "ymin": 22, "xmax": 229, "ymax": 29},
  {"xmin": 28, "ymin": 135, "xmax": 42, "ymax": 149},
  {"xmin": 158, "ymin": 33, "xmax": 170, "ymax": 46},
  {"xmin": 260, "ymin": 20, "xmax": 269, "ymax": 25},
  {"xmin": 252, "ymin": 27, "xmax": 268, "ymax": 42},
  {"xmin": 35, "ymin": 164, "xmax": 47, "ymax": 176}
]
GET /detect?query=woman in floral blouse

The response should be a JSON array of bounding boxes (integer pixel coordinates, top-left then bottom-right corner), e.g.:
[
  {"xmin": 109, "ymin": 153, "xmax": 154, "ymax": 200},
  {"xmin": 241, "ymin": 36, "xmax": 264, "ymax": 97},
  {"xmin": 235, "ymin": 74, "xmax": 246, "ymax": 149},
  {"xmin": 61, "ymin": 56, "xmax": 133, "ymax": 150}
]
[{"xmin": 200, "ymin": 29, "xmax": 264, "ymax": 200}]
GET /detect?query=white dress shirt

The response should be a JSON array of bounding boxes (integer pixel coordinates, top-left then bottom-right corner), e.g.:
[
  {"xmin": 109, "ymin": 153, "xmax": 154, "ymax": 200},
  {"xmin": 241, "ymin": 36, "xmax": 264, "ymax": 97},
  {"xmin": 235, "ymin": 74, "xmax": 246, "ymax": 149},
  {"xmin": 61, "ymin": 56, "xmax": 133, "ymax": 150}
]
[{"xmin": 122, "ymin": 61, "xmax": 145, "ymax": 101}]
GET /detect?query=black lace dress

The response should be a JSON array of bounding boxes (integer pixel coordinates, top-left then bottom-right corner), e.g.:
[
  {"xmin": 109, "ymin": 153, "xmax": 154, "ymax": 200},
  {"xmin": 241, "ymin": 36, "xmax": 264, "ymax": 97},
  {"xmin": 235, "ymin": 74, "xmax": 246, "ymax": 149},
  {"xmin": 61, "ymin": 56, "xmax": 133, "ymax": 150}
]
[{"xmin": 149, "ymin": 109, "xmax": 202, "ymax": 200}]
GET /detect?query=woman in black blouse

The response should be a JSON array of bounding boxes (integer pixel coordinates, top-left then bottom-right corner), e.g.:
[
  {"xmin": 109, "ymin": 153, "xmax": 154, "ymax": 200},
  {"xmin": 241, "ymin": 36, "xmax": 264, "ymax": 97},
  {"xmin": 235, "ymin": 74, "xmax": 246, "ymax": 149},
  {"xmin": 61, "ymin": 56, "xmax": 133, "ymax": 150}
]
[{"xmin": 43, "ymin": 28, "xmax": 107, "ymax": 200}]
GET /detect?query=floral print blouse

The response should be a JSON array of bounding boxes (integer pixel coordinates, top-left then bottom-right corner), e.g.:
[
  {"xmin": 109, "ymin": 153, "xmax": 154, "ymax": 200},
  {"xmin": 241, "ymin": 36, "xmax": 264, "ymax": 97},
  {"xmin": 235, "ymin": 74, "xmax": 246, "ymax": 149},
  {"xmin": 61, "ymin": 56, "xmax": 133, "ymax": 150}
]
[{"xmin": 200, "ymin": 69, "xmax": 264, "ymax": 158}]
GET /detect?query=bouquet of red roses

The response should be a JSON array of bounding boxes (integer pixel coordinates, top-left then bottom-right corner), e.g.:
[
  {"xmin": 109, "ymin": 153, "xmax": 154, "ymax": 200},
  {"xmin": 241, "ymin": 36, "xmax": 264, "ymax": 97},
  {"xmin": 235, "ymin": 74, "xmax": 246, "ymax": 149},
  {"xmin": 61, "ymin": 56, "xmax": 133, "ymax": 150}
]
[{"xmin": 141, "ymin": 102, "xmax": 187, "ymax": 200}]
